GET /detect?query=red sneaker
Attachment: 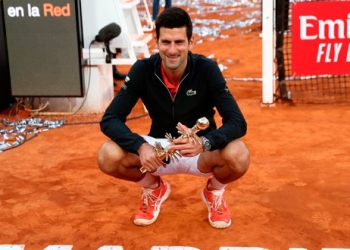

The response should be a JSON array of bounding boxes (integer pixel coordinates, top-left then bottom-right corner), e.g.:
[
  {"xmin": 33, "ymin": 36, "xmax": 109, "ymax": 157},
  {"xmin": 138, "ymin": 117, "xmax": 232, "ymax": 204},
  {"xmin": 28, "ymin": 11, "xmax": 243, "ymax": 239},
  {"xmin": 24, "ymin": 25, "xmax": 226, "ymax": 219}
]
[
  {"xmin": 202, "ymin": 181, "xmax": 232, "ymax": 228},
  {"xmin": 134, "ymin": 178, "xmax": 171, "ymax": 226}
]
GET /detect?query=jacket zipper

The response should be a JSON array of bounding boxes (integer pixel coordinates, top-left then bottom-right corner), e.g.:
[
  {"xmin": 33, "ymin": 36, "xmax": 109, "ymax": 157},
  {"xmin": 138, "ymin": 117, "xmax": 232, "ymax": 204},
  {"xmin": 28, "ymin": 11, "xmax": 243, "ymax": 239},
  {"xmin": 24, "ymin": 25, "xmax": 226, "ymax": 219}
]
[{"xmin": 155, "ymin": 72, "xmax": 189, "ymax": 120}]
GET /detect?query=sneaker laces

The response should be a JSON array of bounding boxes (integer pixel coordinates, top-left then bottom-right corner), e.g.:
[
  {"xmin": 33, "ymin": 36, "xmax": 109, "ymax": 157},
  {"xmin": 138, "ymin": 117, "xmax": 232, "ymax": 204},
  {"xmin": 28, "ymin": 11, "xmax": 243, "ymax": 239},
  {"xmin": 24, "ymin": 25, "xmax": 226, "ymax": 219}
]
[
  {"xmin": 209, "ymin": 189, "xmax": 226, "ymax": 214},
  {"xmin": 141, "ymin": 188, "xmax": 159, "ymax": 212}
]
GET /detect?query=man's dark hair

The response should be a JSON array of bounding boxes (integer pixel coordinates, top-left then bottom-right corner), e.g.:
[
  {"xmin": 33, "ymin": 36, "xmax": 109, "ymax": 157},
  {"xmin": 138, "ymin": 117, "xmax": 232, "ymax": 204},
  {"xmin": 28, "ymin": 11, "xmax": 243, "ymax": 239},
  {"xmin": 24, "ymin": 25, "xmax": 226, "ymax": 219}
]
[{"xmin": 155, "ymin": 7, "xmax": 193, "ymax": 41}]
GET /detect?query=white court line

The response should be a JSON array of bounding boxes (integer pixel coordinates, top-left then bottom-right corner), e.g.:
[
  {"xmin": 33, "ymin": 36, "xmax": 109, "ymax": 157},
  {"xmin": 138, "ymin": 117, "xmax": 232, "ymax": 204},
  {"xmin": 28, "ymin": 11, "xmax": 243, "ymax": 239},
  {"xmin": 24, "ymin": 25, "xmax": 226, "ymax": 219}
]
[
  {"xmin": 1, "ymin": 245, "xmax": 350, "ymax": 250},
  {"xmin": 151, "ymin": 247, "xmax": 199, "ymax": 250}
]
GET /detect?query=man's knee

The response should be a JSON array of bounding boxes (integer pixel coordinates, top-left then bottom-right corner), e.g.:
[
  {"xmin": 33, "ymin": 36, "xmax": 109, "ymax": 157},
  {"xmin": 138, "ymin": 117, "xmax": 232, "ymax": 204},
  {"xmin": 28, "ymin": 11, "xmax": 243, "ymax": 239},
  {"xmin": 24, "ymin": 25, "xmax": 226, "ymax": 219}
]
[
  {"xmin": 225, "ymin": 139, "xmax": 250, "ymax": 176},
  {"xmin": 236, "ymin": 140, "xmax": 250, "ymax": 165},
  {"xmin": 97, "ymin": 141, "xmax": 123, "ymax": 175}
]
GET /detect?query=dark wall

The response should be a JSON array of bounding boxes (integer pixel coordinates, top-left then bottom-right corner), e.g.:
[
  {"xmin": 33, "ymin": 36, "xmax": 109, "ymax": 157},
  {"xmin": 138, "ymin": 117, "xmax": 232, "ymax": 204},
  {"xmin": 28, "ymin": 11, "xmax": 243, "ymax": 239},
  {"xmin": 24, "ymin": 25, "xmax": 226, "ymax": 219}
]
[
  {"xmin": 0, "ymin": 0, "xmax": 14, "ymax": 111},
  {"xmin": 1, "ymin": 0, "xmax": 84, "ymax": 97}
]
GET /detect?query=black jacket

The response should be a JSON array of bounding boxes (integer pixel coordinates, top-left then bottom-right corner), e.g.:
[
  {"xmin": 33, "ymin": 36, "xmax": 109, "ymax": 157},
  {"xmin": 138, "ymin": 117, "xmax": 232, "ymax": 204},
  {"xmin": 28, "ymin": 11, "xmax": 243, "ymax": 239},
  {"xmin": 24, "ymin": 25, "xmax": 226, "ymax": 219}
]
[{"xmin": 100, "ymin": 52, "xmax": 247, "ymax": 154}]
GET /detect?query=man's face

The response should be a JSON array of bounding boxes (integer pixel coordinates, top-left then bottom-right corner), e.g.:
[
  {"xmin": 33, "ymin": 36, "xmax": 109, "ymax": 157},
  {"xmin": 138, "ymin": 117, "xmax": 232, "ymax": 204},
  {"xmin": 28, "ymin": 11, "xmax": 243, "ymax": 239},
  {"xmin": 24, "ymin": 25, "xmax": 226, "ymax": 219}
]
[{"xmin": 156, "ymin": 27, "xmax": 194, "ymax": 72}]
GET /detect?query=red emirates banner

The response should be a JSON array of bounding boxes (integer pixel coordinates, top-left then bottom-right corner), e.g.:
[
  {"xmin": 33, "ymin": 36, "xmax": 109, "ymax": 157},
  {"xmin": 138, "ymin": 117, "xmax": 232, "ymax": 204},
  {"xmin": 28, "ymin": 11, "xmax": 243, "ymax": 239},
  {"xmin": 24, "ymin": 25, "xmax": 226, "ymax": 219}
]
[{"xmin": 292, "ymin": 1, "xmax": 350, "ymax": 76}]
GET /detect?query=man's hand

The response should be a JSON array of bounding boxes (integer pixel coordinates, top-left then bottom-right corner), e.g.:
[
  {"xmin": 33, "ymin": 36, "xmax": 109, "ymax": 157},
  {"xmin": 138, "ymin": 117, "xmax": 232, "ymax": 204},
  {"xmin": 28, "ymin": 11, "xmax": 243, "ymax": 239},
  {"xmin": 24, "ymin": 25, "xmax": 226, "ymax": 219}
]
[
  {"xmin": 167, "ymin": 122, "xmax": 204, "ymax": 157},
  {"xmin": 137, "ymin": 142, "xmax": 166, "ymax": 173}
]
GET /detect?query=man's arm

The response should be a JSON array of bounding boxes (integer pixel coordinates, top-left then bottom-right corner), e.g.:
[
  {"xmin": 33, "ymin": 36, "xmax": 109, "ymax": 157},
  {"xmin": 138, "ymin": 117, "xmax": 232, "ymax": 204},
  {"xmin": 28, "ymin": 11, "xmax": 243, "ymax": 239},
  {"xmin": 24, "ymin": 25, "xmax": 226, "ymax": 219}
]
[
  {"xmin": 203, "ymin": 65, "xmax": 247, "ymax": 150},
  {"xmin": 100, "ymin": 61, "xmax": 148, "ymax": 154}
]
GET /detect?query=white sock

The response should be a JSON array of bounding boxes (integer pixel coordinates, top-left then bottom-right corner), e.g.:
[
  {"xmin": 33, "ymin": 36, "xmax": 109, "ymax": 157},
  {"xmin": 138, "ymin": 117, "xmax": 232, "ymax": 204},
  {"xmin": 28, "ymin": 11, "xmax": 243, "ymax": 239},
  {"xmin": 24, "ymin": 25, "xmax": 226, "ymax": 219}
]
[
  {"xmin": 136, "ymin": 173, "xmax": 159, "ymax": 189},
  {"xmin": 208, "ymin": 177, "xmax": 227, "ymax": 190}
]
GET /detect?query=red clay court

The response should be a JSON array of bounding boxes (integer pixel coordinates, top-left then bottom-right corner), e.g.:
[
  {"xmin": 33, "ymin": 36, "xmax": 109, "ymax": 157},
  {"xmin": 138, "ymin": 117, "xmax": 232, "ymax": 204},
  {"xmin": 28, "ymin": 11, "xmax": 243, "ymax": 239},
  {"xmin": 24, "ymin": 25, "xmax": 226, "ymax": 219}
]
[{"xmin": 1, "ymin": 1, "xmax": 350, "ymax": 250}]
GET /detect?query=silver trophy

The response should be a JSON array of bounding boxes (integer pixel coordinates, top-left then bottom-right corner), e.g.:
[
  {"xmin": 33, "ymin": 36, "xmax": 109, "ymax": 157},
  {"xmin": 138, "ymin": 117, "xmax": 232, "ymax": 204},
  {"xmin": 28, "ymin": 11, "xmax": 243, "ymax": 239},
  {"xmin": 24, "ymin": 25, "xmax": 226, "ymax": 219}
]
[{"xmin": 140, "ymin": 117, "xmax": 209, "ymax": 173}]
